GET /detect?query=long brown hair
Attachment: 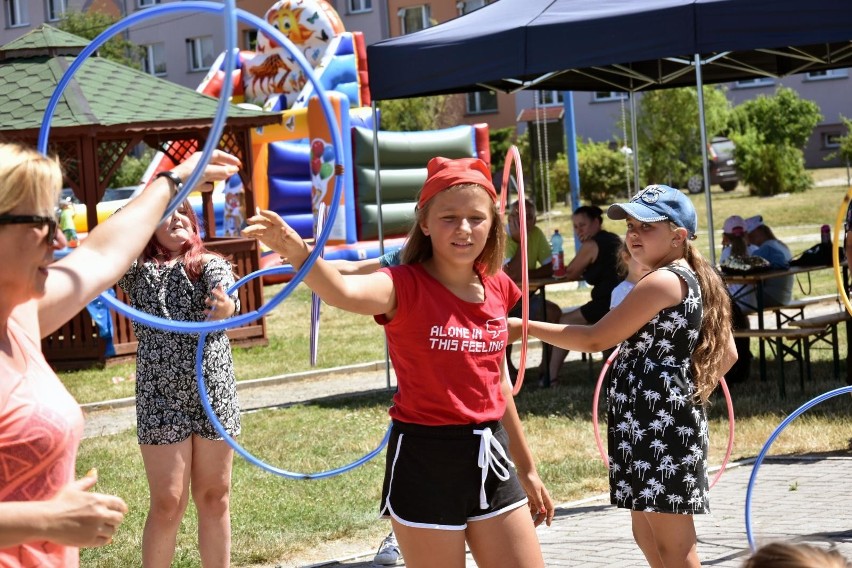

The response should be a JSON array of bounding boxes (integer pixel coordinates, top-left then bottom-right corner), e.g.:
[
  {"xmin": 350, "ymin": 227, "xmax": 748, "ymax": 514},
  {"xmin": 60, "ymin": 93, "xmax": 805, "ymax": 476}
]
[
  {"xmin": 401, "ymin": 184, "xmax": 506, "ymax": 275},
  {"xmin": 141, "ymin": 200, "xmax": 223, "ymax": 281},
  {"xmin": 685, "ymin": 241, "xmax": 732, "ymax": 403}
]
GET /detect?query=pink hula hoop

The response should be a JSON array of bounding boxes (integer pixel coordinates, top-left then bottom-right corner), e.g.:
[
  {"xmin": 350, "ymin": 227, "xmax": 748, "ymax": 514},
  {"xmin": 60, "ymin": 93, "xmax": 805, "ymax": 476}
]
[
  {"xmin": 500, "ymin": 146, "xmax": 528, "ymax": 395},
  {"xmin": 592, "ymin": 348, "xmax": 735, "ymax": 489}
]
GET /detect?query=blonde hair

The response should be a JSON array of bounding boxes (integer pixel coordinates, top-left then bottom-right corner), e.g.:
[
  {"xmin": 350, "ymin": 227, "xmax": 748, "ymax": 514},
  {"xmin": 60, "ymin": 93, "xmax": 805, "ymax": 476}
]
[
  {"xmin": 402, "ymin": 184, "xmax": 506, "ymax": 275},
  {"xmin": 0, "ymin": 143, "xmax": 63, "ymax": 215},
  {"xmin": 742, "ymin": 542, "xmax": 852, "ymax": 568},
  {"xmin": 685, "ymin": 241, "xmax": 732, "ymax": 403}
]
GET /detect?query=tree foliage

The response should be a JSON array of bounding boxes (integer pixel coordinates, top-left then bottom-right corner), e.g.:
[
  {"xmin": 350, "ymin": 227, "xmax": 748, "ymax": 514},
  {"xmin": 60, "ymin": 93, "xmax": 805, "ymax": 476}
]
[
  {"xmin": 58, "ymin": 11, "xmax": 143, "ymax": 69},
  {"xmin": 826, "ymin": 116, "xmax": 852, "ymax": 166},
  {"xmin": 632, "ymin": 86, "xmax": 731, "ymax": 188},
  {"xmin": 728, "ymin": 87, "xmax": 822, "ymax": 195},
  {"xmin": 377, "ymin": 95, "xmax": 456, "ymax": 132},
  {"xmin": 549, "ymin": 141, "xmax": 626, "ymax": 206},
  {"xmin": 728, "ymin": 86, "xmax": 822, "ymax": 149}
]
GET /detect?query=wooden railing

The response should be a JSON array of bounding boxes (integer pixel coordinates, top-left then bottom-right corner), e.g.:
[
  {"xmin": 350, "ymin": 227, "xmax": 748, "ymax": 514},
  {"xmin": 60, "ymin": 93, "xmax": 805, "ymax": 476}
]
[{"xmin": 42, "ymin": 237, "xmax": 268, "ymax": 370}]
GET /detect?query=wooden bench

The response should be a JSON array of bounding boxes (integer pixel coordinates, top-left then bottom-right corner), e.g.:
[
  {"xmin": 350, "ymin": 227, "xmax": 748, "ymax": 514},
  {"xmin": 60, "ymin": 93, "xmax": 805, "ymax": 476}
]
[
  {"xmin": 733, "ymin": 326, "xmax": 830, "ymax": 397},
  {"xmin": 745, "ymin": 294, "xmax": 840, "ymax": 328},
  {"xmin": 789, "ymin": 310, "xmax": 851, "ymax": 381}
]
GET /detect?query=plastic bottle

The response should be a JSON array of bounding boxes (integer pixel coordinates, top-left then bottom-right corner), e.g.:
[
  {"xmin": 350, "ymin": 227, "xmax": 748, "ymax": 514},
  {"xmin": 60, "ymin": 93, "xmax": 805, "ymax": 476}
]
[
  {"xmin": 821, "ymin": 224, "xmax": 831, "ymax": 245},
  {"xmin": 551, "ymin": 229, "xmax": 566, "ymax": 278}
]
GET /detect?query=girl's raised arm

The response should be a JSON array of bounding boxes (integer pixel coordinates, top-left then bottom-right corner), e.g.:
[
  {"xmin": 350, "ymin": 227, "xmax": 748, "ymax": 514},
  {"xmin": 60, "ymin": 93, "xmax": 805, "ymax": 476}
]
[
  {"xmin": 243, "ymin": 209, "xmax": 396, "ymax": 316},
  {"xmin": 522, "ymin": 268, "xmax": 685, "ymax": 353}
]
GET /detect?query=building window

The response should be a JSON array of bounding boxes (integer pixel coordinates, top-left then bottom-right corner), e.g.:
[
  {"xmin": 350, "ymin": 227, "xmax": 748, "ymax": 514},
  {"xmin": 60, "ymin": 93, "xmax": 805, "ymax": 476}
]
[
  {"xmin": 466, "ymin": 91, "xmax": 498, "ymax": 114},
  {"xmin": 243, "ymin": 29, "xmax": 258, "ymax": 51},
  {"xmin": 539, "ymin": 90, "xmax": 563, "ymax": 106},
  {"xmin": 822, "ymin": 132, "xmax": 842, "ymax": 149},
  {"xmin": 457, "ymin": 0, "xmax": 488, "ymax": 15},
  {"xmin": 349, "ymin": 0, "xmax": 372, "ymax": 14},
  {"xmin": 142, "ymin": 43, "xmax": 166, "ymax": 76},
  {"xmin": 733, "ymin": 77, "xmax": 774, "ymax": 88},
  {"xmin": 137, "ymin": 0, "xmax": 159, "ymax": 7},
  {"xmin": 187, "ymin": 36, "xmax": 215, "ymax": 72},
  {"xmin": 399, "ymin": 5, "xmax": 430, "ymax": 35},
  {"xmin": 592, "ymin": 91, "xmax": 626, "ymax": 102},
  {"xmin": 46, "ymin": 0, "xmax": 67, "ymax": 21},
  {"xmin": 806, "ymin": 68, "xmax": 848, "ymax": 81},
  {"xmin": 4, "ymin": 0, "xmax": 29, "ymax": 27}
]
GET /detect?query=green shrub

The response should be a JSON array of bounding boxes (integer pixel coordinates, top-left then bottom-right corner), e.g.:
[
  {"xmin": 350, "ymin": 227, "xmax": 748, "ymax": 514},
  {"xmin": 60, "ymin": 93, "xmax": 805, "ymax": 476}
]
[{"xmin": 731, "ymin": 129, "xmax": 811, "ymax": 196}]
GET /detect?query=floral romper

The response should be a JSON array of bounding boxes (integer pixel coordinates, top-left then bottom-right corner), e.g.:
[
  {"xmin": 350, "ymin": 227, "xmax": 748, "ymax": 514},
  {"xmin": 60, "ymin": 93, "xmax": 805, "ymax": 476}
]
[
  {"xmin": 119, "ymin": 257, "xmax": 241, "ymax": 445},
  {"xmin": 607, "ymin": 263, "xmax": 709, "ymax": 514}
]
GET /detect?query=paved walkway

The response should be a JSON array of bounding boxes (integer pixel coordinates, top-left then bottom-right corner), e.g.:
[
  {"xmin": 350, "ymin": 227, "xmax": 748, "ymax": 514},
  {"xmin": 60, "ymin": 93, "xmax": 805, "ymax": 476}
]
[{"xmin": 81, "ymin": 350, "xmax": 852, "ymax": 568}]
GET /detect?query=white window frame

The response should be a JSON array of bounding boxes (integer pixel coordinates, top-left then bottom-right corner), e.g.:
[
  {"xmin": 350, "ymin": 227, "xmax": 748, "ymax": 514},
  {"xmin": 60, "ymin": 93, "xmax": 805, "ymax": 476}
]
[
  {"xmin": 805, "ymin": 68, "xmax": 848, "ymax": 81},
  {"xmin": 398, "ymin": 5, "xmax": 430, "ymax": 35},
  {"xmin": 187, "ymin": 36, "xmax": 215, "ymax": 72},
  {"xmin": 243, "ymin": 29, "xmax": 258, "ymax": 51},
  {"xmin": 822, "ymin": 132, "xmax": 842, "ymax": 149},
  {"xmin": 733, "ymin": 77, "xmax": 775, "ymax": 88},
  {"xmin": 539, "ymin": 90, "xmax": 564, "ymax": 106},
  {"xmin": 4, "ymin": 0, "xmax": 29, "ymax": 27},
  {"xmin": 592, "ymin": 91, "xmax": 626, "ymax": 102},
  {"xmin": 46, "ymin": 0, "xmax": 67, "ymax": 22},
  {"xmin": 142, "ymin": 42, "xmax": 167, "ymax": 77},
  {"xmin": 137, "ymin": 0, "xmax": 159, "ymax": 7},
  {"xmin": 349, "ymin": 0, "xmax": 372, "ymax": 14},
  {"xmin": 466, "ymin": 91, "xmax": 498, "ymax": 114},
  {"xmin": 456, "ymin": 0, "xmax": 487, "ymax": 15}
]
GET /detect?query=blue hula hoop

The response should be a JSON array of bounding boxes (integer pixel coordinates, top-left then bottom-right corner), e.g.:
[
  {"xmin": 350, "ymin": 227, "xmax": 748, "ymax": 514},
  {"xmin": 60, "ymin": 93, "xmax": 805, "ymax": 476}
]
[
  {"xmin": 53, "ymin": 5, "xmax": 346, "ymax": 335},
  {"xmin": 196, "ymin": 265, "xmax": 392, "ymax": 479},
  {"xmin": 37, "ymin": 1, "xmax": 237, "ymax": 221},
  {"xmin": 744, "ymin": 385, "xmax": 852, "ymax": 550},
  {"xmin": 310, "ymin": 203, "xmax": 328, "ymax": 367}
]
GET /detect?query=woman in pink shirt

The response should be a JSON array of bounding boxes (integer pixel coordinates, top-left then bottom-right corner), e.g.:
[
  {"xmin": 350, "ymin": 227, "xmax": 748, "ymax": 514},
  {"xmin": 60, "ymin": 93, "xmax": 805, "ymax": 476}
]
[{"xmin": 0, "ymin": 142, "xmax": 240, "ymax": 567}]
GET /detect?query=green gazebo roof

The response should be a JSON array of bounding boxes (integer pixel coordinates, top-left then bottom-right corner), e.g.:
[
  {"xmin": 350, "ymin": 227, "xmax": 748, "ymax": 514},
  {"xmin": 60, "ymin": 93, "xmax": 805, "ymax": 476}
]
[{"xmin": 0, "ymin": 24, "xmax": 279, "ymax": 135}]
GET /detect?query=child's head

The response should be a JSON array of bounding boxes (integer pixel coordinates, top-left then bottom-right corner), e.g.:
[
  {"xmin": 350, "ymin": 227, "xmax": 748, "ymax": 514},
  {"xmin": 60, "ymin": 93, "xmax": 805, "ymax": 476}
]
[
  {"xmin": 403, "ymin": 157, "xmax": 504, "ymax": 274},
  {"xmin": 144, "ymin": 200, "xmax": 211, "ymax": 280},
  {"xmin": 742, "ymin": 542, "xmax": 851, "ymax": 568}
]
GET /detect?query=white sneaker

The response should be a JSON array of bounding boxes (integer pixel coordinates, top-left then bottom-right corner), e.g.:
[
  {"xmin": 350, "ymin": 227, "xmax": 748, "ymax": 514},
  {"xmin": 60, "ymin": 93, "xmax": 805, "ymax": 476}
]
[{"xmin": 373, "ymin": 532, "xmax": 402, "ymax": 566}]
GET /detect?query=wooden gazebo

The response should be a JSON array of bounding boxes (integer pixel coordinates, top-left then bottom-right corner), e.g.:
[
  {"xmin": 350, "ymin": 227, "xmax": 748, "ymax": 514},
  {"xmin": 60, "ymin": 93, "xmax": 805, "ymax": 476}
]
[{"xmin": 0, "ymin": 25, "xmax": 283, "ymax": 369}]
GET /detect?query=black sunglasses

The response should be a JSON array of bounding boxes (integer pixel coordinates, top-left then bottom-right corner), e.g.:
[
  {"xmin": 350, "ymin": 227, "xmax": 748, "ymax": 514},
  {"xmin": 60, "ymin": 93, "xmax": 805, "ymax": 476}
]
[{"xmin": 0, "ymin": 214, "xmax": 59, "ymax": 243}]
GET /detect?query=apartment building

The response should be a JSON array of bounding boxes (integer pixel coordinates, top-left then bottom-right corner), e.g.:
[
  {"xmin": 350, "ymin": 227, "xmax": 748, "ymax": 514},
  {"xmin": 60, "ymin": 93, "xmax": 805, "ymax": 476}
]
[{"xmin": 3, "ymin": 0, "xmax": 848, "ymax": 166}]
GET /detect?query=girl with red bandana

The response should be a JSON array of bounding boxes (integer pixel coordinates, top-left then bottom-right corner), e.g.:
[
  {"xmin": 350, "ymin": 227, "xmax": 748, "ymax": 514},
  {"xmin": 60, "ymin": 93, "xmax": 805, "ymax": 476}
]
[{"xmin": 244, "ymin": 156, "xmax": 553, "ymax": 567}]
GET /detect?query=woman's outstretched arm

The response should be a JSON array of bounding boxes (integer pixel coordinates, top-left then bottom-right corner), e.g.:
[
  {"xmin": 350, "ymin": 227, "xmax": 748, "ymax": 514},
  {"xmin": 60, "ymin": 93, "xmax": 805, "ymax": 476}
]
[{"xmin": 243, "ymin": 208, "xmax": 396, "ymax": 316}]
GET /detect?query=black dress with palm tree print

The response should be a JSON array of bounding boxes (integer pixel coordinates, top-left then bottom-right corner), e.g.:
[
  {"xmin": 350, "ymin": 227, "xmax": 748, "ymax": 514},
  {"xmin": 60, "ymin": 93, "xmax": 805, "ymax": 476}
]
[{"xmin": 607, "ymin": 262, "xmax": 709, "ymax": 514}]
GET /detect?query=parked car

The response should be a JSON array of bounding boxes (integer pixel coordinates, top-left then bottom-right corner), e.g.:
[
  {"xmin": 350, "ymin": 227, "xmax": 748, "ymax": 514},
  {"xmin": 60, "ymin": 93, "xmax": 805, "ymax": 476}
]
[{"xmin": 685, "ymin": 136, "xmax": 739, "ymax": 194}]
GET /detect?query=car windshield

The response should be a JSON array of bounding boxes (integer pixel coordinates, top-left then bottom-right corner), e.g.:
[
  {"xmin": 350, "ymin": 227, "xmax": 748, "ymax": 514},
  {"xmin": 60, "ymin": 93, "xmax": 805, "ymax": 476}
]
[{"xmin": 711, "ymin": 139, "xmax": 735, "ymax": 155}]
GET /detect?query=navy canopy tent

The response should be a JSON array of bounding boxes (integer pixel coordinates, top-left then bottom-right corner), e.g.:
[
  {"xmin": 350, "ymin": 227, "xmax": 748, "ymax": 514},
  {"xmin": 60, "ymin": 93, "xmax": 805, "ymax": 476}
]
[{"xmin": 367, "ymin": 0, "xmax": 852, "ymax": 100}]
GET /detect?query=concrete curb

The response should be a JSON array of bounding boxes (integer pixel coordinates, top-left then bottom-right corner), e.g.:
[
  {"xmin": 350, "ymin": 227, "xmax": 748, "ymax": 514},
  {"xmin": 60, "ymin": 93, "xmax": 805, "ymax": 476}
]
[{"xmin": 78, "ymin": 360, "xmax": 391, "ymax": 412}]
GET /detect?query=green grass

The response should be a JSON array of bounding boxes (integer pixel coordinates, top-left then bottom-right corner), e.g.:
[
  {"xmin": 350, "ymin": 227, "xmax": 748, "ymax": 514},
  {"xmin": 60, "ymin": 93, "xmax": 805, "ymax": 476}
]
[{"xmin": 67, "ymin": 172, "xmax": 852, "ymax": 567}]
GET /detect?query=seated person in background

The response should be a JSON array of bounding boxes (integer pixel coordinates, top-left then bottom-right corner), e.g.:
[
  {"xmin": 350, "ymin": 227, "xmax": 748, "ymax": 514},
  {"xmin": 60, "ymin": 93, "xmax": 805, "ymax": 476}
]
[
  {"xmin": 548, "ymin": 205, "xmax": 622, "ymax": 381},
  {"xmin": 745, "ymin": 215, "xmax": 793, "ymax": 306},
  {"xmin": 721, "ymin": 214, "xmax": 759, "ymax": 311},
  {"xmin": 609, "ymin": 241, "xmax": 649, "ymax": 309},
  {"xmin": 503, "ymin": 198, "xmax": 561, "ymax": 376}
]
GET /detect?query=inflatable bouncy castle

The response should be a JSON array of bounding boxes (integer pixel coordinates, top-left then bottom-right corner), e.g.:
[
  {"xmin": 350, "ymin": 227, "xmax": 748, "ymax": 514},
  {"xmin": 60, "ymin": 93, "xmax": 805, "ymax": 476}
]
[{"xmin": 145, "ymin": 0, "xmax": 490, "ymax": 272}]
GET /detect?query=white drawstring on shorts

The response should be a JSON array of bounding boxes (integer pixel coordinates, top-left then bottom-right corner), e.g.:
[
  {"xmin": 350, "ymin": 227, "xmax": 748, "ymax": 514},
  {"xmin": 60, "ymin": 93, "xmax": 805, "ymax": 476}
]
[{"xmin": 473, "ymin": 427, "xmax": 514, "ymax": 509}]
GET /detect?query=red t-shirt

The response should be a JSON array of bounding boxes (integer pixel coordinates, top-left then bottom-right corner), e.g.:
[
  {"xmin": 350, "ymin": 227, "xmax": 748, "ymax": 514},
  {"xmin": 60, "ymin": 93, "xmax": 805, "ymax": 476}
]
[
  {"xmin": 0, "ymin": 319, "xmax": 84, "ymax": 568},
  {"xmin": 376, "ymin": 264, "xmax": 521, "ymax": 425}
]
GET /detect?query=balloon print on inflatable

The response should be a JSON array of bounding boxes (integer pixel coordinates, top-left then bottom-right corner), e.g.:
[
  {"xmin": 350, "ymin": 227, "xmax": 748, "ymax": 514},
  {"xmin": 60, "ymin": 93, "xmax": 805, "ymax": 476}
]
[{"xmin": 244, "ymin": 0, "xmax": 345, "ymax": 107}]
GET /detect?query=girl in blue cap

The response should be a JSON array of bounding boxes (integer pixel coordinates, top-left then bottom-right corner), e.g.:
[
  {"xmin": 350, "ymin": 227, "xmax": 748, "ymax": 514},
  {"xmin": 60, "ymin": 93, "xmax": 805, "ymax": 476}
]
[{"xmin": 516, "ymin": 184, "xmax": 736, "ymax": 567}]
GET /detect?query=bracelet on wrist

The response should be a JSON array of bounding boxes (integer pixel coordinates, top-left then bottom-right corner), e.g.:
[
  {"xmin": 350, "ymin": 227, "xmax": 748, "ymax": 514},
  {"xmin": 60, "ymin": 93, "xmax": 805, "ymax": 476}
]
[{"xmin": 154, "ymin": 170, "xmax": 184, "ymax": 199}]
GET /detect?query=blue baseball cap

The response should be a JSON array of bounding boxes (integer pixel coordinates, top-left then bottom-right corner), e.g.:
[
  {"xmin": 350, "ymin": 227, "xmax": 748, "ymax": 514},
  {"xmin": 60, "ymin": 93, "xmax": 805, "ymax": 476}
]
[{"xmin": 607, "ymin": 184, "xmax": 698, "ymax": 238}]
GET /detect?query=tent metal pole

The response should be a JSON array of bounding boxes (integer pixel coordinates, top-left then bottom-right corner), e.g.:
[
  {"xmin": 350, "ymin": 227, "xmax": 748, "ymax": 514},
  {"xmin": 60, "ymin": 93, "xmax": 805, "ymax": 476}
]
[
  {"xmin": 563, "ymin": 91, "xmax": 582, "ymax": 254},
  {"xmin": 629, "ymin": 92, "xmax": 640, "ymax": 194},
  {"xmin": 371, "ymin": 100, "xmax": 391, "ymax": 389},
  {"xmin": 694, "ymin": 53, "xmax": 717, "ymax": 265}
]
